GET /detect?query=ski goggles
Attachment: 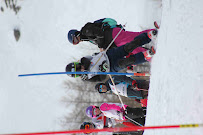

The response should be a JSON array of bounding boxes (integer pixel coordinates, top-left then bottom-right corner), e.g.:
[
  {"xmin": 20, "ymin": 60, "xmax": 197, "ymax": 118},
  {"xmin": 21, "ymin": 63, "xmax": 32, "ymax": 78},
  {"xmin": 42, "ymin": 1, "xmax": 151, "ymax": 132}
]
[
  {"xmin": 99, "ymin": 85, "xmax": 103, "ymax": 92},
  {"xmin": 92, "ymin": 107, "xmax": 97, "ymax": 118},
  {"xmin": 71, "ymin": 62, "xmax": 81, "ymax": 78},
  {"xmin": 91, "ymin": 106, "xmax": 97, "ymax": 118}
]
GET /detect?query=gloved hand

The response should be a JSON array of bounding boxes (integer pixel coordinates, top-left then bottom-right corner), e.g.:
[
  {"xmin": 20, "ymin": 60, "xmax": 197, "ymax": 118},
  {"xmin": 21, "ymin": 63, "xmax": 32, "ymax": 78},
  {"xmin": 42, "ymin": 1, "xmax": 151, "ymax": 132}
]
[
  {"xmin": 81, "ymin": 74, "xmax": 88, "ymax": 80},
  {"xmin": 132, "ymin": 80, "xmax": 138, "ymax": 89},
  {"xmin": 120, "ymin": 108, "xmax": 127, "ymax": 115},
  {"xmin": 117, "ymin": 111, "xmax": 123, "ymax": 120},
  {"xmin": 99, "ymin": 61, "xmax": 109, "ymax": 72}
]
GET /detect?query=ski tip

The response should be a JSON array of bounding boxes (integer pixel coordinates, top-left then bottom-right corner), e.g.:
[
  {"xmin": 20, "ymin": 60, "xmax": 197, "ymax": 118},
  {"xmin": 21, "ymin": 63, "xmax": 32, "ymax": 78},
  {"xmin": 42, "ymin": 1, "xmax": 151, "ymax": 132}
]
[{"xmin": 154, "ymin": 21, "xmax": 160, "ymax": 29}]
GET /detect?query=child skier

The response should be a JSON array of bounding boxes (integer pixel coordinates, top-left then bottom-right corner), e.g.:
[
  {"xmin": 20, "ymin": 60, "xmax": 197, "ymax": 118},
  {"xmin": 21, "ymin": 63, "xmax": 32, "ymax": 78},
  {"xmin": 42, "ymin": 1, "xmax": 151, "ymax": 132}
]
[
  {"xmin": 85, "ymin": 103, "xmax": 146, "ymax": 126},
  {"xmin": 67, "ymin": 18, "xmax": 155, "ymax": 54},
  {"xmin": 65, "ymin": 32, "xmax": 156, "ymax": 82},
  {"xmin": 95, "ymin": 75, "xmax": 148, "ymax": 99}
]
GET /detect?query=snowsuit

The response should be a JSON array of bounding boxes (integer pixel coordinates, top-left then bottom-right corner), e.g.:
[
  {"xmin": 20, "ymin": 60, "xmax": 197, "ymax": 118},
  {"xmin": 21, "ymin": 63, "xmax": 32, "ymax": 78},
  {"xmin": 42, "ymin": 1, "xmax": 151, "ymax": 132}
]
[
  {"xmin": 99, "ymin": 103, "xmax": 145, "ymax": 122},
  {"xmin": 105, "ymin": 75, "xmax": 149, "ymax": 99},
  {"xmin": 79, "ymin": 32, "xmax": 151, "ymax": 82}
]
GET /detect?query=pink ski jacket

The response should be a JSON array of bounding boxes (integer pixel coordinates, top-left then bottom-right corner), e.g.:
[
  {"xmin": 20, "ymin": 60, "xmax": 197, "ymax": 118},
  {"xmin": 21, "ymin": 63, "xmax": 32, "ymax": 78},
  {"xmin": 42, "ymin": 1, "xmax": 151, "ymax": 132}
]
[
  {"xmin": 100, "ymin": 103, "xmax": 128, "ymax": 120},
  {"xmin": 112, "ymin": 28, "xmax": 154, "ymax": 54}
]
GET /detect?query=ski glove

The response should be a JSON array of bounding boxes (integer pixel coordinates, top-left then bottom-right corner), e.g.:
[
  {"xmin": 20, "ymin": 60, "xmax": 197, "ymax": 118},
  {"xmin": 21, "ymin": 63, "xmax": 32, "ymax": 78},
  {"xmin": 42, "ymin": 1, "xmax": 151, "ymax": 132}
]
[
  {"xmin": 120, "ymin": 107, "xmax": 128, "ymax": 115},
  {"xmin": 99, "ymin": 61, "xmax": 109, "ymax": 72},
  {"xmin": 81, "ymin": 73, "xmax": 88, "ymax": 80},
  {"xmin": 117, "ymin": 111, "xmax": 124, "ymax": 120}
]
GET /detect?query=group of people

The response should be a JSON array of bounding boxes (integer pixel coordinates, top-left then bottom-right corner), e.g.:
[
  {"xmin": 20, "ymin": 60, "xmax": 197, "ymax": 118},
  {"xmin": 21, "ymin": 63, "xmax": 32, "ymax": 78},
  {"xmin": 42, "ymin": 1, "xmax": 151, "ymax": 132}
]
[{"xmin": 66, "ymin": 18, "xmax": 158, "ymax": 134}]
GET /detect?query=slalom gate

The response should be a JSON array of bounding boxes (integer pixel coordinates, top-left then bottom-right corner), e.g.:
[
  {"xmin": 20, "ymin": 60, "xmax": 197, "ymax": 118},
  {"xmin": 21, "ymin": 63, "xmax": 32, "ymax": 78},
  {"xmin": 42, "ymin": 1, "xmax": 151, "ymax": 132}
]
[
  {"xmin": 2, "ymin": 124, "xmax": 202, "ymax": 135},
  {"xmin": 18, "ymin": 71, "xmax": 150, "ymax": 77}
]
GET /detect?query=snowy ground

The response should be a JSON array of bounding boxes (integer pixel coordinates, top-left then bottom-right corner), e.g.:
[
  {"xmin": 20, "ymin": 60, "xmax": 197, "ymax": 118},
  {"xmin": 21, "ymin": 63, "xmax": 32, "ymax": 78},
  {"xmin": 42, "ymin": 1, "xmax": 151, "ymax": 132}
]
[
  {"xmin": 0, "ymin": 0, "xmax": 203, "ymax": 135},
  {"xmin": 145, "ymin": 0, "xmax": 203, "ymax": 135}
]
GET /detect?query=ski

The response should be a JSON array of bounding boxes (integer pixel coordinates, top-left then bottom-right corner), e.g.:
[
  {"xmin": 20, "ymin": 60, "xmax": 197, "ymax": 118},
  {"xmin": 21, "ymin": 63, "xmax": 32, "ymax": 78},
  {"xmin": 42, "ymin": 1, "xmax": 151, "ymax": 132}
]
[{"xmin": 154, "ymin": 21, "xmax": 160, "ymax": 29}]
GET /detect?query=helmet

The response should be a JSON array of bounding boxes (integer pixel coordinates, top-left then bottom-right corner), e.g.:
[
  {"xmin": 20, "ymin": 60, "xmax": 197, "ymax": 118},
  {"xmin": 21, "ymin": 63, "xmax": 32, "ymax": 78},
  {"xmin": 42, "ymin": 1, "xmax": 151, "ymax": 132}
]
[
  {"xmin": 80, "ymin": 122, "xmax": 95, "ymax": 129},
  {"xmin": 86, "ymin": 105, "xmax": 97, "ymax": 118},
  {"xmin": 65, "ymin": 62, "xmax": 81, "ymax": 78},
  {"xmin": 67, "ymin": 29, "xmax": 80, "ymax": 44},
  {"xmin": 95, "ymin": 83, "xmax": 106, "ymax": 93}
]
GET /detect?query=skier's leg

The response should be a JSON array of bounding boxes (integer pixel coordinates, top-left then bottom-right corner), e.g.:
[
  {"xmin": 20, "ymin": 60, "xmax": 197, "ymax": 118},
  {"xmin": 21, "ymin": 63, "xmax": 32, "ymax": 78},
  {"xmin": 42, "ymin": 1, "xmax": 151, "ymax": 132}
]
[
  {"xmin": 125, "ymin": 107, "xmax": 145, "ymax": 119},
  {"xmin": 127, "ymin": 88, "xmax": 143, "ymax": 99},
  {"xmin": 118, "ymin": 52, "xmax": 147, "ymax": 69},
  {"xmin": 136, "ymin": 80, "xmax": 149, "ymax": 90},
  {"xmin": 124, "ymin": 33, "xmax": 151, "ymax": 53},
  {"xmin": 106, "ymin": 46, "xmax": 129, "ymax": 72},
  {"xmin": 132, "ymin": 117, "xmax": 146, "ymax": 126}
]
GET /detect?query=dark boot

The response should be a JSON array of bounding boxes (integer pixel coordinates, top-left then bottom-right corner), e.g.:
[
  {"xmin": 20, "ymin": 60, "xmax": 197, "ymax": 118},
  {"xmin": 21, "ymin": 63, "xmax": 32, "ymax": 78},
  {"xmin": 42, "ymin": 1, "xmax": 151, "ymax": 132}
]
[
  {"xmin": 125, "ymin": 107, "xmax": 145, "ymax": 119},
  {"xmin": 141, "ymin": 91, "xmax": 148, "ymax": 99},
  {"xmin": 118, "ymin": 56, "xmax": 136, "ymax": 69},
  {"xmin": 124, "ymin": 33, "xmax": 151, "ymax": 53}
]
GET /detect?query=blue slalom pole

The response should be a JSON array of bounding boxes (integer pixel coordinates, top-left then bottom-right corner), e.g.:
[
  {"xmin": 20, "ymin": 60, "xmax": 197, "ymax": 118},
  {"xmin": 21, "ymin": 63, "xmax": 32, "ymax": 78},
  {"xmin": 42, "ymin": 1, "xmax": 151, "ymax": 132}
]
[{"xmin": 18, "ymin": 71, "xmax": 150, "ymax": 77}]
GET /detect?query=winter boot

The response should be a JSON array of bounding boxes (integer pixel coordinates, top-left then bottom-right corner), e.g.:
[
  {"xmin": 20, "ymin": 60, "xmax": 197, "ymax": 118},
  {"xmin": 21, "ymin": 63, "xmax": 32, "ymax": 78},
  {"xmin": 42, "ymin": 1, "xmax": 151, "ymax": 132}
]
[
  {"xmin": 143, "ymin": 46, "xmax": 156, "ymax": 61},
  {"xmin": 154, "ymin": 21, "xmax": 160, "ymax": 29},
  {"xmin": 149, "ymin": 46, "xmax": 156, "ymax": 55},
  {"xmin": 147, "ymin": 30, "xmax": 158, "ymax": 41},
  {"xmin": 124, "ymin": 33, "xmax": 151, "ymax": 53},
  {"xmin": 141, "ymin": 91, "xmax": 148, "ymax": 99},
  {"xmin": 118, "ymin": 56, "xmax": 136, "ymax": 69},
  {"xmin": 125, "ymin": 107, "xmax": 145, "ymax": 119}
]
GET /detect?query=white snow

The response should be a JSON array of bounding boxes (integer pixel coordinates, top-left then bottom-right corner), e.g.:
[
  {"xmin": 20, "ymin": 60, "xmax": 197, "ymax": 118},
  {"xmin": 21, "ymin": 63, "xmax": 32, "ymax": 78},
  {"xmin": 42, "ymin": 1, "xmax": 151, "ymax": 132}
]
[{"xmin": 0, "ymin": 0, "xmax": 202, "ymax": 135}]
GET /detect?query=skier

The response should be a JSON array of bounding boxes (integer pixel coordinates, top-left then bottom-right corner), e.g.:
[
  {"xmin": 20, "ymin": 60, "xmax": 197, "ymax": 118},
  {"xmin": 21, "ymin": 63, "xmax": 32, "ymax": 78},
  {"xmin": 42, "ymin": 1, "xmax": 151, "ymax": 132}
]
[
  {"xmin": 85, "ymin": 110, "xmax": 117, "ymax": 129},
  {"xmin": 67, "ymin": 18, "xmax": 156, "ymax": 54},
  {"xmin": 85, "ymin": 103, "xmax": 146, "ymax": 126},
  {"xmin": 95, "ymin": 75, "xmax": 148, "ymax": 99},
  {"xmin": 65, "ymin": 32, "xmax": 156, "ymax": 82}
]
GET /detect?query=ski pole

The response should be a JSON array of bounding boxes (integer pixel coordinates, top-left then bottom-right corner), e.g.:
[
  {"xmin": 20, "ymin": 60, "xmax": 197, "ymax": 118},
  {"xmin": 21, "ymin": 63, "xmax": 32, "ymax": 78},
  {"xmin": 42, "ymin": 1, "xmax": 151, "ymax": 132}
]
[
  {"xmin": 18, "ymin": 71, "xmax": 151, "ymax": 77},
  {"xmin": 133, "ymin": 87, "xmax": 149, "ymax": 91},
  {"xmin": 124, "ymin": 115, "xmax": 143, "ymax": 127},
  {"xmin": 108, "ymin": 75, "xmax": 126, "ymax": 110}
]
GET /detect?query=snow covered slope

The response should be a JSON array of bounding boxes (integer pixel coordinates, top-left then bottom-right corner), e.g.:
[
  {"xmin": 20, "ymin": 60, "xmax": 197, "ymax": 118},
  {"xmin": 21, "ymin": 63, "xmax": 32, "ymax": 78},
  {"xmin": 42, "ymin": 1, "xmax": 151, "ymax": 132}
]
[
  {"xmin": 145, "ymin": 0, "xmax": 203, "ymax": 135},
  {"xmin": 1, "ymin": 0, "xmax": 203, "ymax": 135}
]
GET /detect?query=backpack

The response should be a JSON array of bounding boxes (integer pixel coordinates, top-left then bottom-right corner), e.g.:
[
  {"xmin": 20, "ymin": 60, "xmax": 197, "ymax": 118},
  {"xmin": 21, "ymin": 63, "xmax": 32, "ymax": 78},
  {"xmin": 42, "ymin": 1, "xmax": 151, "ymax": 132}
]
[{"xmin": 93, "ymin": 18, "xmax": 124, "ymax": 30}]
